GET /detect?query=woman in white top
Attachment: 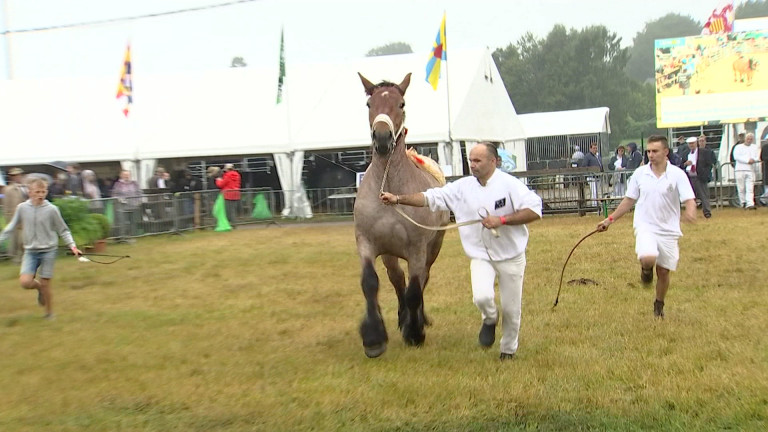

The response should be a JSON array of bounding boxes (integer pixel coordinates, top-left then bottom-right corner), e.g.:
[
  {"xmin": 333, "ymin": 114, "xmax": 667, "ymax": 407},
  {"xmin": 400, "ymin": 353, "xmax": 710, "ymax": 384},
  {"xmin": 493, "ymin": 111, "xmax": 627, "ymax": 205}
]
[
  {"xmin": 81, "ymin": 170, "xmax": 103, "ymax": 210},
  {"xmin": 609, "ymin": 145, "xmax": 628, "ymax": 198}
]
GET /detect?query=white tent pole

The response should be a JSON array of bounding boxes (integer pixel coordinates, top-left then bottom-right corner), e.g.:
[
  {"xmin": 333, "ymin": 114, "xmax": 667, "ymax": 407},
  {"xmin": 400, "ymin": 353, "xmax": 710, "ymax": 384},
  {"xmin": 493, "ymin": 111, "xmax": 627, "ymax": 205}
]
[{"xmin": 2, "ymin": 0, "xmax": 15, "ymax": 79}]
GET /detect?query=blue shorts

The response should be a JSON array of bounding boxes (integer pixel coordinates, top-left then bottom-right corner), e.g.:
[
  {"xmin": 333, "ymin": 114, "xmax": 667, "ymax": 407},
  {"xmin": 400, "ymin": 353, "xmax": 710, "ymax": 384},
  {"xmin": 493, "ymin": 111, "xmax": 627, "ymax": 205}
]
[{"xmin": 20, "ymin": 249, "xmax": 58, "ymax": 279}]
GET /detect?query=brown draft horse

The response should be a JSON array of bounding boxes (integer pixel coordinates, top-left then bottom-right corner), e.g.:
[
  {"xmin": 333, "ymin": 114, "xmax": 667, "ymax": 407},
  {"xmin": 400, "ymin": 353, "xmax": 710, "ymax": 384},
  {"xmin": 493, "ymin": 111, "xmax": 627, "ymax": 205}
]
[
  {"xmin": 733, "ymin": 56, "xmax": 757, "ymax": 85},
  {"xmin": 354, "ymin": 72, "xmax": 449, "ymax": 358}
]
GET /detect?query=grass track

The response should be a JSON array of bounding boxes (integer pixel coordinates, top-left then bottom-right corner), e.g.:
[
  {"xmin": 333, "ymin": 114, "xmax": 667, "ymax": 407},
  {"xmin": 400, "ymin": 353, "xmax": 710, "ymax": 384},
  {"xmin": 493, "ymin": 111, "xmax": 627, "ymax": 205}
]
[{"xmin": 1, "ymin": 209, "xmax": 766, "ymax": 431}]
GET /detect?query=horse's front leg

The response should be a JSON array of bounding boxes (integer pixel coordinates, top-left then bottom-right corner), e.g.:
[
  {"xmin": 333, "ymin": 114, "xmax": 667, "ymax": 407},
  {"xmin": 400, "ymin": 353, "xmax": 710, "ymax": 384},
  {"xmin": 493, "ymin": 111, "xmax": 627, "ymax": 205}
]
[
  {"xmin": 402, "ymin": 254, "xmax": 428, "ymax": 346},
  {"xmin": 382, "ymin": 254, "xmax": 407, "ymax": 329},
  {"xmin": 359, "ymin": 257, "xmax": 388, "ymax": 358}
]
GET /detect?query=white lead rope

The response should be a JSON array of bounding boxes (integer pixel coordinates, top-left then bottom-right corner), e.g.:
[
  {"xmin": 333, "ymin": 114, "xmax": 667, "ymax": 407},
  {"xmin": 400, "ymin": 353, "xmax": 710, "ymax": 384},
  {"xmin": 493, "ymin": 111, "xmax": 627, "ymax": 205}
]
[
  {"xmin": 392, "ymin": 204, "xmax": 481, "ymax": 232},
  {"xmin": 392, "ymin": 204, "xmax": 501, "ymax": 262}
]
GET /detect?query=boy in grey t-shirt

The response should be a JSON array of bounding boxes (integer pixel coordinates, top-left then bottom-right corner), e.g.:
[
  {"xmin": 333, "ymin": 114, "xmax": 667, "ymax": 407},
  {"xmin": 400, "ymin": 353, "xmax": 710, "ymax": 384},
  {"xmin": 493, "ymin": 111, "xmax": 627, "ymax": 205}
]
[{"xmin": 0, "ymin": 178, "xmax": 82, "ymax": 320}]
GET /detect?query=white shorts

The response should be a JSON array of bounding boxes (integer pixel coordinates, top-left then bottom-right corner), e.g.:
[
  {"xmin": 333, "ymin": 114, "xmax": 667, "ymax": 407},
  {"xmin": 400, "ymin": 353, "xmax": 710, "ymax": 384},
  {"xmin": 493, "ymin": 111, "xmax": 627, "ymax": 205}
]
[{"xmin": 634, "ymin": 229, "xmax": 679, "ymax": 271}]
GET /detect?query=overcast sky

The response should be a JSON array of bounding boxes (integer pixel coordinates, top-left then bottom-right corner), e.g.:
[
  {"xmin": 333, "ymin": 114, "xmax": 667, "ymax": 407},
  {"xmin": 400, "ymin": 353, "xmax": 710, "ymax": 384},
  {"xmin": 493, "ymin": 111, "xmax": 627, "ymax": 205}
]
[{"xmin": 0, "ymin": 0, "xmax": 715, "ymax": 79}]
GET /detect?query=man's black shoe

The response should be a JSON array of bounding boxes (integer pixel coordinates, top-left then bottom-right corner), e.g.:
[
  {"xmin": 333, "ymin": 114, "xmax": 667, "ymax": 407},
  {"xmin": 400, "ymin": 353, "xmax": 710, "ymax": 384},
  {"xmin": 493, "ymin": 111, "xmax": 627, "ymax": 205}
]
[
  {"xmin": 641, "ymin": 267, "xmax": 653, "ymax": 285},
  {"xmin": 499, "ymin": 352, "xmax": 515, "ymax": 361},
  {"xmin": 654, "ymin": 299, "xmax": 665, "ymax": 319},
  {"xmin": 478, "ymin": 322, "xmax": 496, "ymax": 347}
]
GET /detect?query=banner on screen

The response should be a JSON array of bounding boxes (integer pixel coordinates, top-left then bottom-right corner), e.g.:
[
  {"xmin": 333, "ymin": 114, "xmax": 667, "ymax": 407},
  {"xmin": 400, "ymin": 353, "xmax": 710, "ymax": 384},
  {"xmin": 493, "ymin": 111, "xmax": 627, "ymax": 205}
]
[{"xmin": 655, "ymin": 30, "xmax": 768, "ymax": 127}]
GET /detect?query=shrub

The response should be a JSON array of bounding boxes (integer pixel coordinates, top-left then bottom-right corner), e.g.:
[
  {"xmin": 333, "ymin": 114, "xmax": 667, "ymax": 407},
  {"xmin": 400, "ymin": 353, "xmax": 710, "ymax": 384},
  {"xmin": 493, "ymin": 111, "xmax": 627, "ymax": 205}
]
[{"xmin": 53, "ymin": 198, "xmax": 104, "ymax": 247}]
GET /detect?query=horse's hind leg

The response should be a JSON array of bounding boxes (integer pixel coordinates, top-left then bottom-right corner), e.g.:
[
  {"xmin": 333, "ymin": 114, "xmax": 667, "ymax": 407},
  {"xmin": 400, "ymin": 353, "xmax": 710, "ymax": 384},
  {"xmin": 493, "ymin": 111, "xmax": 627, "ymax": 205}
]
[
  {"xmin": 382, "ymin": 255, "xmax": 407, "ymax": 329},
  {"xmin": 359, "ymin": 258, "xmax": 388, "ymax": 358}
]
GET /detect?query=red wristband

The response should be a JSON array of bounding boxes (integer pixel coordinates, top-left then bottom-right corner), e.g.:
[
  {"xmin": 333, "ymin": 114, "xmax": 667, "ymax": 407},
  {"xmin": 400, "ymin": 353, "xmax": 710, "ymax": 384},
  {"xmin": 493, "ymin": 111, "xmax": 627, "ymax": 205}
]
[
  {"xmin": 499, "ymin": 216, "xmax": 507, "ymax": 225},
  {"xmin": 608, "ymin": 215, "xmax": 614, "ymax": 222}
]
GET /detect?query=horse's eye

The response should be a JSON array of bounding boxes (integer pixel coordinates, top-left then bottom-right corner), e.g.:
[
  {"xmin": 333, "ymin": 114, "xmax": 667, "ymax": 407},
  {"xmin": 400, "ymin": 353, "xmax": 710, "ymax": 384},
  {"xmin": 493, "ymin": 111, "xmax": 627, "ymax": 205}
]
[
  {"xmin": 366, "ymin": 101, "xmax": 370, "ymax": 108},
  {"xmin": 400, "ymin": 102, "xmax": 405, "ymax": 109}
]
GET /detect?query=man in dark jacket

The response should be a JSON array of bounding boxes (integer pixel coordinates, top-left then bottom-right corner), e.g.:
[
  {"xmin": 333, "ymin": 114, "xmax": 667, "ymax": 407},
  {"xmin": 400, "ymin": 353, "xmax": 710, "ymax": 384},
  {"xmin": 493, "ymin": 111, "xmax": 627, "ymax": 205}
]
[
  {"xmin": 65, "ymin": 163, "xmax": 84, "ymax": 197},
  {"xmin": 675, "ymin": 136, "xmax": 687, "ymax": 157},
  {"xmin": 679, "ymin": 136, "xmax": 715, "ymax": 218},
  {"xmin": 584, "ymin": 142, "xmax": 604, "ymax": 207},
  {"xmin": 626, "ymin": 142, "xmax": 643, "ymax": 170},
  {"xmin": 174, "ymin": 170, "xmax": 203, "ymax": 226}
]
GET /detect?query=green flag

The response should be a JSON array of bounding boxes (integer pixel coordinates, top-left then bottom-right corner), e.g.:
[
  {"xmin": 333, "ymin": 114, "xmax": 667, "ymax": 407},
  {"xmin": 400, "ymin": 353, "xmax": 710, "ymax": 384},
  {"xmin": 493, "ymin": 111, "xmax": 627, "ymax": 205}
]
[
  {"xmin": 276, "ymin": 27, "xmax": 285, "ymax": 104},
  {"xmin": 213, "ymin": 194, "xmax": 232, "ymax": 232},
  {"xmin": 105, "ymin": 200, "xmax": 115, "ymax": 227},
  {"xmin": 252, "ymin": 193, "xmax": 272, "ymax": 219}
]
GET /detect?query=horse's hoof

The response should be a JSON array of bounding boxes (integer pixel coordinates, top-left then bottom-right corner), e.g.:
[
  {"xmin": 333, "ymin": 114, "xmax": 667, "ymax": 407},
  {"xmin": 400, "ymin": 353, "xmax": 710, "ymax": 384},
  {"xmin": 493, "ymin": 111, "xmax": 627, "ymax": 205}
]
[
  {"xmin": 364, "ymin": 343, "xmax": 387, "ymax": 358},
  {"xmin": 403, "ymin": 332, "xmax": 425, "ymax": 347}
]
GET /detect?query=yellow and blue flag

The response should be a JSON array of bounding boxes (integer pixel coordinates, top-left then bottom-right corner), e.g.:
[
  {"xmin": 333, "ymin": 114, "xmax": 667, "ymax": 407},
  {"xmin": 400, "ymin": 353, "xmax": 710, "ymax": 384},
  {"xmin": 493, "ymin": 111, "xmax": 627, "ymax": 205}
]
[{"xmin": 425, "ymin": 13, "xmax": 446, "ymax": 91}]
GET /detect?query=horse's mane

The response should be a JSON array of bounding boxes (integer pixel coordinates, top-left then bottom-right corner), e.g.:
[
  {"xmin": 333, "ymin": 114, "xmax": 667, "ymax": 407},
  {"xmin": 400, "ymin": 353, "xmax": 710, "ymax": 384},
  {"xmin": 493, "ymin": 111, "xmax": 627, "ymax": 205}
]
[{"xmin": 371, "ymin": 81, "xmax": 404, "ymax": 95}]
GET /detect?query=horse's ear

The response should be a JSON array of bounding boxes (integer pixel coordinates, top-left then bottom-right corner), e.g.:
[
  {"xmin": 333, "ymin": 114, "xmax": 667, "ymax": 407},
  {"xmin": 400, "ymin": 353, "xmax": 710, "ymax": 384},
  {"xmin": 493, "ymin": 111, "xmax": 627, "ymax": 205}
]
[
  {"xmin": 398, "ymin": 73, "xmax": 412, "ymax": 95},
  {"xmin": 359, "ymin": 73, "xmax": 376, "ymax": 96}
]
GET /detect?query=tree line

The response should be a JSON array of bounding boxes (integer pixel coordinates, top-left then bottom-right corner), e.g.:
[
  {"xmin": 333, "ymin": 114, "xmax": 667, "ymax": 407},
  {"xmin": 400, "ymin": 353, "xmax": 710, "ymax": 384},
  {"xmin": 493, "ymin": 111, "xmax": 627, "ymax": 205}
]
[{"xmin": 367, "ymin": 1, "xmax": 768, "ymax": 144}]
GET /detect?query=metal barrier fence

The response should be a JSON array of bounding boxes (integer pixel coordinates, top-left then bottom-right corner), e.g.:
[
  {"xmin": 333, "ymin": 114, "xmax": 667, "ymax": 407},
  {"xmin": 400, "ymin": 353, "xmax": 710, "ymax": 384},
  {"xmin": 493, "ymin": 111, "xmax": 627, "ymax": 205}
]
[
  {"xmin": 1, "ymin": 168, "xmax": 763, "ymax": 249},
  {"xmin": 100, "ymin": 186, "xmax": 362, "ymax": 239},
  {"xmin": 715, "ymin": 161, "xmax": 766, "ymax": 208},
  {"xmin": 105, "ymin": 188, "xmax": 280, "ymax": 238},
  {"xmin": 513, "ymin": 169, "xmax": 633, "ymax": 216}
]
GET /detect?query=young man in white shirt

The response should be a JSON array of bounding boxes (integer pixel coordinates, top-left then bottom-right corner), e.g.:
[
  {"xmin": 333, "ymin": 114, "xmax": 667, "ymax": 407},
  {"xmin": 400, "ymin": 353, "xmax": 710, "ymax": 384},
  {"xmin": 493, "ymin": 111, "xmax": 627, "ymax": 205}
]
[
  {"xmin": 380, "ymin": 143, "xmax": 542, "ymax": 360},
  {"xmin": 596, "ymin": 135, "xmax": 697, "ymax": 319}
]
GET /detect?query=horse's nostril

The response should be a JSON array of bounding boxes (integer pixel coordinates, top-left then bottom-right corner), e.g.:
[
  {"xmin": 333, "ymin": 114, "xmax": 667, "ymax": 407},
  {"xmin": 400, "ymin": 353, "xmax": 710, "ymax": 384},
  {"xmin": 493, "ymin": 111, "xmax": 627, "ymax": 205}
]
[{"xmin": 372, "ymin": 130, "xmax": 393, "ymax": 142}]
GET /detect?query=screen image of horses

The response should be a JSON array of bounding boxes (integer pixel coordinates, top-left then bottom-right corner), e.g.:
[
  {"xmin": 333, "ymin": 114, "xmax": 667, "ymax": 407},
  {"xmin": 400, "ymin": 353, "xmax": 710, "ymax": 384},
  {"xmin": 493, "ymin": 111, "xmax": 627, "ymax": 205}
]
[{"xmin": 654, "ymin": 30, "xmax": 768, "ymax": 127}]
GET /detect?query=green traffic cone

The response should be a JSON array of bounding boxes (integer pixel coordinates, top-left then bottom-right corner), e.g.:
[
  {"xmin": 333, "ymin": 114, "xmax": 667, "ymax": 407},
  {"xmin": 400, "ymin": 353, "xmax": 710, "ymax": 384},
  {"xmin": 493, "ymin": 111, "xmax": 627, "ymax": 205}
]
[
  {"xmin": 213, "ymin": 194, "xmax": 232, "ymax": 232},
  {"xmin": 252, "ymin": 193, "xmax": 272, "ymax": 219}
]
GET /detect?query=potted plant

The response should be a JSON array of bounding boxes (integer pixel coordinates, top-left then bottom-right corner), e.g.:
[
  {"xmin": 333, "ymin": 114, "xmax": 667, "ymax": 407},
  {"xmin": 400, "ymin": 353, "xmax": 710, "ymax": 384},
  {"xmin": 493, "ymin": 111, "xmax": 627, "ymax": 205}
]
[{"xmin": 88, "ymin": 213, "xmax": 111, "ymax": 252}]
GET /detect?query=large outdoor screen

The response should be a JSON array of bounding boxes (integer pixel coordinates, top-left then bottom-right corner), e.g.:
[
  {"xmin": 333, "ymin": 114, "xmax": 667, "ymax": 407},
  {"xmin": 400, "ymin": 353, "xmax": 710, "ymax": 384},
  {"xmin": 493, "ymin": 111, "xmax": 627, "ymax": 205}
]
[{"xmin": 655, "ymin": 30, "xmax": 768, "ymax": 127}]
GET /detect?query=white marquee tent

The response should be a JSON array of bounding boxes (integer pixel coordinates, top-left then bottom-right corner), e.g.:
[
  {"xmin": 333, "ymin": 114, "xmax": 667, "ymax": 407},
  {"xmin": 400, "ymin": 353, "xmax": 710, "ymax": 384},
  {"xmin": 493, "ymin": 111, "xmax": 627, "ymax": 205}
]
[
  {"xmin": 517, "ymin": 107, "xmax": 611, "ymax": 170},
  {"xmin": 518, "ymin": 107, "xmax": 611, "ymax": 139},
  {"xmin": 1, "ymin": 49, "xmax": 526, "ymax": 215}
]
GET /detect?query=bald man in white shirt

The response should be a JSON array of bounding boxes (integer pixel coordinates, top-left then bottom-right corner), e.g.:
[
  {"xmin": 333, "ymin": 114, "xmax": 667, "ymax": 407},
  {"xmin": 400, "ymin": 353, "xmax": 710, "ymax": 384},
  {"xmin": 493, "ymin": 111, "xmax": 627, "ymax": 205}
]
[{"xmin": 380, "ymin": 143, "xmax": 542, "ymax": 360}]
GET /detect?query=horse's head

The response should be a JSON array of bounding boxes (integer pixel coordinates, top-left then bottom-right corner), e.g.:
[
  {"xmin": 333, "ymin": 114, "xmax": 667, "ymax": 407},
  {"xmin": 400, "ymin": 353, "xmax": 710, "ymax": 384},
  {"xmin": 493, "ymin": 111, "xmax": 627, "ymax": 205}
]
[{"xmin": 359, "ymin": 72, "xmax": 411, "ymax": 156}]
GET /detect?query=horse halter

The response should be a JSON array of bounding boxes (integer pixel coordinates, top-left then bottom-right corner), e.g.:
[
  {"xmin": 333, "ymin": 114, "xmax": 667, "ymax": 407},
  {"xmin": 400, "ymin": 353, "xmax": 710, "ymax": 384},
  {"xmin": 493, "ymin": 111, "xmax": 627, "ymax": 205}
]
[{"xmin": 370, "ymin": 112, "xmax": 406, "ymax": 153}]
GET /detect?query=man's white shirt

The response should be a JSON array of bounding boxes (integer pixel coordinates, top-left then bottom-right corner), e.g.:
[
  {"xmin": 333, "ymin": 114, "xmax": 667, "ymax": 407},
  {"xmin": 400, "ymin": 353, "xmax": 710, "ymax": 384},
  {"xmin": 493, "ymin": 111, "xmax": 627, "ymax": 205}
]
[
  {"xmin": 626, "ymin": 161, "xmax": 695, "ymax": 237},
  {"xmin": 424, "ymin": 169, "xmax": 542, "ymax": 261}
]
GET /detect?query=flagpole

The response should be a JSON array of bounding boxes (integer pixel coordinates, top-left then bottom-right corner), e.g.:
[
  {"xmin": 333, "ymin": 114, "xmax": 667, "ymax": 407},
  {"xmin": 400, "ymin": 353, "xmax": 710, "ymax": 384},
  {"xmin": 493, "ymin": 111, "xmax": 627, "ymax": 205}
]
[{"xmin": 443, "ymin": 11, "xmax": 452, "ymax": 143}]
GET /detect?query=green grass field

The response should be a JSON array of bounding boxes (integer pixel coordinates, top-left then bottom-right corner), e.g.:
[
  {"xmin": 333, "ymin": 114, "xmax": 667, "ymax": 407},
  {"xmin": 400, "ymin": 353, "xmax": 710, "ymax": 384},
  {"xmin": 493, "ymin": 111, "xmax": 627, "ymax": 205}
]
[{"xmin": 1, "ymin": 209, "xmax": 766, "ymax": 431}]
